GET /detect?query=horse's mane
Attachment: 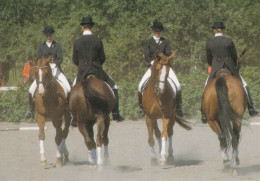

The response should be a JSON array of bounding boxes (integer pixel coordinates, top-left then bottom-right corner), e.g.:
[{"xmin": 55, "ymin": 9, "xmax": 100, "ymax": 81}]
[{"xmin": 81, "ymin": 79, "xmax": 110, "ymax": 113}]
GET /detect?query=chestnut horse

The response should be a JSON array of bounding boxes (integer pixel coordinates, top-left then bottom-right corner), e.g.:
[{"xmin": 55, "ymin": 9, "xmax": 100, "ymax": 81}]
[
  {"xmin": 34, "ymin": 57, "xmax": 70, "ymax": 167},
  {"xmin": 69, "ymin": 75, "xmax": 114, "ymax": 166},
  {"xmin": 143, "ymin": 53, "xmax": 191, "ymax": 165},
  {"xmin": 201, "ymin": 51, "xmax": 247, "ymax": 174}
]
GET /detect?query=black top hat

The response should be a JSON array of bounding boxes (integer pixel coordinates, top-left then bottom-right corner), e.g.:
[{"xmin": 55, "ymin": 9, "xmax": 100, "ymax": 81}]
[
  {"xmin": 212, "ymin": 22, "xmax": 226, "ymax": 29},
  {"xmin": 151, "ymin": 20, "xmax": 164, "ymax": 32},
  {"xmin": 80, "ymin": 15, "xmax": 95, "ymax": 26},
  {"xmin": 43, "ymin": 26, "xmax": 55, "ymax": 35}
]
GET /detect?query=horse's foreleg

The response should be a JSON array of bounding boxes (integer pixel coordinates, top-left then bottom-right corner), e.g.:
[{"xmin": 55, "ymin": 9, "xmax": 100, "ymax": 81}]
[
  {"xmin": 37, "ymin": 114, "xmax": 46, "ymax": 166},
  {"xmin": 160, "ymin": 117, "xmax": 170, "ymax": 163},
  {"xmin": 146, "ymin": 116, "xmax": 156, "ymax": 159},
  {"xmin": 102, "ymin": 115, "xmax": 110, "ymax": 162},
  {"xmin": 153, "ymin": 120, "xmax": 162, "ymax": 155},
  {"xmin": 167, "ymin": 119, "xmax": 175, "ymax": 160},
  {"xmin": 52, "ymin": 118, "xmax": 63, "ymax": 167}
]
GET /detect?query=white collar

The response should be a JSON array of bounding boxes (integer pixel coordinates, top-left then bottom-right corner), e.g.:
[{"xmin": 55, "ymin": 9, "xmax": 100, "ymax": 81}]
[
  {"xmin": 153, "ymin": 35, "xmax": 161, "ymax": 43},
  {"xmin": 83, "ymin": 30, "xmax": 92, "ymax": 35},
  {"xmin": 46, "ymin": 41, "xmax": 52, "ymax": 47},
  {"xmin": 215, "ymin": 33, "xmax": 223, "ymax": 37}
]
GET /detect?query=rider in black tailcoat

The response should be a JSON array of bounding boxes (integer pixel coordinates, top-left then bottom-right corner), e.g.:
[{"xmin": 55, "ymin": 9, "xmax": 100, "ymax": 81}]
[{"xmin": 72, "ymin": 15, "xmax": 124, "ymax": 124}]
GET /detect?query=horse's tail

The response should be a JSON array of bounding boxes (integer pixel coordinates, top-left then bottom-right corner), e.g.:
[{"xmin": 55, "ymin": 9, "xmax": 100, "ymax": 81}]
[
  {"xmin": 215, "ymin": 77, "xmax": 240, "ymax": 150},
  {"xmin": 175, "ymin": 115, "xmax": 192, "ymax": 131},
  {"xmin": 81, "ymin": 81, "xmax": 110, "ymax": 113}
]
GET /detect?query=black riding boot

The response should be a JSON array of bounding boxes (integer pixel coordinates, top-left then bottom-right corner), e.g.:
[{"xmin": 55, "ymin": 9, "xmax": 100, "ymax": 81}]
[
  {"xmin": 25, "ymin": 93, "xmax": 35, "ymax": 119},
  {"xmin": 245, "ymin": 86, "xmax": 259, "ymax": 116},
  {"xmin": 138, "ymin": 91, "xmax": 145, "ymax": 117},
  {"xmin": 67, "ymin": 92, "xmax": 77, "ymax": 127},
  {"xmin": 112, "ymin": 89, "xmax": 124, "ymax": 122},
  {"xmin": 176, "ymin": 90, "xmax": 184, "ymax": 117}
]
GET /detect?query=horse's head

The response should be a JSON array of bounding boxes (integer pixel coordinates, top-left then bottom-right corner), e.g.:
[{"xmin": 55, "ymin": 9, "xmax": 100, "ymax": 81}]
[
  {"xmin": 151, "ymin": 52, "xmax": 176, "ymax": 94},
  {"xmin": 34, "ymin": 56, "xmax": 53, "ymax": 96}
]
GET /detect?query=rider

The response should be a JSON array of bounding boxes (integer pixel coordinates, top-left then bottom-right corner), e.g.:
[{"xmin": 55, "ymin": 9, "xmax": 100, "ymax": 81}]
[
  {"xmin": 71, "ymin": 15, "xmax": 124, "ymax": 125},
  {"xmin": 138, "ymin": 20, "xmax": 184, "ymax": 117},
  {"xmin": 25, "ymin": 26, "xmax": 72, "ymax": 119},
  {"xmin": 201, "ymin": 21, "xmax": 258, "ymax": 121}
]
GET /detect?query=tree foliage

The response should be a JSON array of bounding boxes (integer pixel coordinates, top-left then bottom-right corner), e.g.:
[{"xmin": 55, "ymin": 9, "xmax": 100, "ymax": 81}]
[{"xmin": 0, "ymin": 0, "xmax": 259, "ymax": 121}]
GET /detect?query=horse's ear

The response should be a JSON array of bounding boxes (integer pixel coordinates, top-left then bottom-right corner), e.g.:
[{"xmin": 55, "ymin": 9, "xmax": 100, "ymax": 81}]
[
  {"xmin": 155, "ymin": 54, "xmax": 160, "ymax": 61},
  {"xmin": 237, "ymin": 49, "xmax": 246, "ymax": 58},
  {"xmin": 167, "ymin": 52, "xmax": 176, "ymax": 61}
]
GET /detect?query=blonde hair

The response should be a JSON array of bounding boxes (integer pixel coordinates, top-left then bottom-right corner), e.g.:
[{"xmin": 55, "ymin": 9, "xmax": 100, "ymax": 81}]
[{"xmin": 213, "ymin": 28, "xmax": 224, "ymax": 34}]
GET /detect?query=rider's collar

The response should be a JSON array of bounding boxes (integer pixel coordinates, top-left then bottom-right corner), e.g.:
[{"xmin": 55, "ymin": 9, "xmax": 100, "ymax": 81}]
[
  {"xmin": 83, "ymin": 30, "xmax": 92, "ymax": 35},
  {"xmin": 46, "ymin": 41, "xmax": 52, "ymax": 48},
  {"xmin": 153, "ymin": 35, "xmax": 161, "ymax": 44},
  {"xmin": 214, "ymin": 33, "xmax": 223, "ymax": 37}
]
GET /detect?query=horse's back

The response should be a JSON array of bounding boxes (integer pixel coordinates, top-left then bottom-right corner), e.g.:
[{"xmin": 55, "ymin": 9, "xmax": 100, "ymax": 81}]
[
  {"xmin": 202, "ymin": 75, "xmax": 246, "ymax": 118},
  {"xmin": 70, "ymin": 77, "xmax": 114, "ymax": 114}
]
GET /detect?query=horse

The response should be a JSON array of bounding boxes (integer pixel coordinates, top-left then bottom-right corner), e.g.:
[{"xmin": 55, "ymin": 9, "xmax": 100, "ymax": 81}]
[
  {"xmin": 69, "ymin": 75, "xmax": 115, "ymax": 167},
  {"xmin": 201, "ymin": 52, "xmax": 247, "ymax": 174},
  {"xmin": 142, "ymin": 53, "xmax": 192, "ymax": 165},
  {"xmin": 34, "ymin": 56, "xmax": 71, "ymax": 167}
]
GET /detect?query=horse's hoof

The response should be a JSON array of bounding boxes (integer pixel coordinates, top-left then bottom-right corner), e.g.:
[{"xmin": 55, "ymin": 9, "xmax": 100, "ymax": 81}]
[
  {"xmin": 63, "ymin": 155, "xmax": 69, "ymax": 165},
  {"xmin": 223, "ymin": 160, "xmax": 230, "ymax": 172},
  {"xmin": 56, "ymin": 158, "xmax": 63, "ymax": 168},
  {"xmin": 151, "ymin": 158, "xmax": 158, "ymax": 166},
  {"xmin": 89, "ymin": 163, "xmax": 97, "ymax": 168},
  {"xmin": 40, "ymin": 160, "xmax": 47, "ymax": 167},
  {"xmin": 167, "ymin": 154, "xmax": 174, "ymax": 165},
  {"xmin": 236, "ymin": 157, "xmax": 240, "ymax": 166},
  {"xmin": 231, "ymin": 168, "xmax": 237, "ymax": 176}
]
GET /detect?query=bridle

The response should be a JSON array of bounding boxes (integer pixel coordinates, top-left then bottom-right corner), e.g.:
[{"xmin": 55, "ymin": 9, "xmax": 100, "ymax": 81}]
[
  {"xmin": 152, "ymin": 60, "xmax": 170, "ymax": 84},
  {"xmin": 35, "ymin": 65, "xmax": 54, "ymax": 89}
]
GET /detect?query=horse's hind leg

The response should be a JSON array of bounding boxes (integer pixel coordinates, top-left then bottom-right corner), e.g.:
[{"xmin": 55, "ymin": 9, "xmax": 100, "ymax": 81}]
[
  {"xmin": 208, "ymin": 120, "xmax": 230, "ymax": 168},
  {"xmin": 153, "ymin": 120, "xmax": 162, "ymax": 155},
  {"xmin": 102, "ymin": 115, "xmax": 110, "ymax": 163},
  {"xmin": 96, "ymin": 115, "xmax": 106, "ymax": 165},
  {"xmin": 146, "ymin": 115, "xmax": 156, "ymax": 161},
  {"xmin": 61, "ymin": 110, "xmax": 71, "ymax": 164},
  {"xmin": 78, "ymin": 121, "xmax": 97, "ymax": 165},
  {"xmin": 52, "ymin": 117, "xmax": 64, "ymax": 167},
  {"xmin": 167, "ymin": 118, "xmax": 175, "ymax": 162},
  {"xmin": 231, "ymin": 120, "xmax": 241, "ymax": 175},
  {"xmin": 37, "ymin": 114, "xmax": 47, "ymax": 166}
]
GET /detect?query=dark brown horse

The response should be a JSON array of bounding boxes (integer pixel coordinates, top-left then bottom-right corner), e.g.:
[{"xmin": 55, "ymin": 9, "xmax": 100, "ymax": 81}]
[
  {"xmin": 143, "ymin": 53, "xmax": 191, "ymax": 165},
  {"xmin": 201, "ymin": 51, "xmax": 247, "ymax": 174},
  {"xmin": 69, "ymin": 75, "xmax": 114, "ymax": 166},
  {"xmin": 34, "ymin": 57, "xmax": 70, "ymax": 167}
]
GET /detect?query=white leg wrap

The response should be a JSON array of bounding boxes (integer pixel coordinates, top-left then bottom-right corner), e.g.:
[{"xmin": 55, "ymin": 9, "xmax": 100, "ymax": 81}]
[
  {"xmin": 231, "ymin": 147, "xmax": 239, "ymax": 168},
  {"xmin": 56, "ymin": 144, "xmax": 62, "ymax": 158},
  {"xmin": 61, "ymin": 139, "xmax": 69, "ymax": 156},
  {"xmin": 168, "ymin": 136, "xmax": 173, "ymax": 155},
  {"xmin": 157, "ymin": 138, "xmax": 162, "ymax": 154},
  {"xmin": 88, "ymin": 149, "xmax": 96, "ymax": 164},
  {"xmin": 97, "ymin": 147, "xmax": 103, "ymax": 165},
  {"xmin": 104, "ymin": 145, "xmax": 109, "ymax": 159},
  {"xmin": 150, "ymin": 146, "xmax": 156, "ymax": 159},
  {"xmin": 40, "ymin": 140, "xmax": 46, "ymax": 161},
  {"xmin": 72, "ymin": 77, "xmax": 77, "ymax": 86},
  {"xmin": 221, "ymin": 149, "xmax": 229, "ymax": 161},
  {"xmin": 161, "ymin": 137, "xmax": 166, "ymax": 157}
]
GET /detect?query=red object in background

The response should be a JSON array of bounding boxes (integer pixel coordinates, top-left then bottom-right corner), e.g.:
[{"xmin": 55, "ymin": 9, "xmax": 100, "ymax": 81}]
[
  {"xmin": 208, "ymin": 66, "xmax": 212, "ymax": 74},
  {"xmin": 22, "ymin": 63, "xmax": 30, "ymax": 78}
]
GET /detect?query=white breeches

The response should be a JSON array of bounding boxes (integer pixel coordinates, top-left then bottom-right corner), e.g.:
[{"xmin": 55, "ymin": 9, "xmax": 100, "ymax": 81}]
[
  {"xmin": 29, "ymin": 66, "xmax": 71, "ymax": 97},
  {"xmin": 138, "ymin": 67, "xmax": 181, "ymax": 92}
]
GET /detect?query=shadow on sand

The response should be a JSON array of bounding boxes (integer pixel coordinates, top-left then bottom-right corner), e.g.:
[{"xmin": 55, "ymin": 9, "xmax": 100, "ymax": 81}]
[
  {"xmin": 114, "ymin": 165, "xmax": 143, "ymax": 173},
  {"xmin": 236, "ymin": 164, "xmax": 260, "ymax": 176}
]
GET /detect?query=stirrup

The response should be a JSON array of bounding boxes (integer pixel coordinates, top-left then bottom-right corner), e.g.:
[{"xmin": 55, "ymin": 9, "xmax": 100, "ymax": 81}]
[
  {"xmin": 201, "ymin": 114, "xmax": 207, "ymax": 124},
  {"xmin": 139, "ymin": 109, "xmax": 145, "ymax": 117},
  {"xmin": 25, "ymin": 111, "xmax": 33, "ymax": 119}
]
